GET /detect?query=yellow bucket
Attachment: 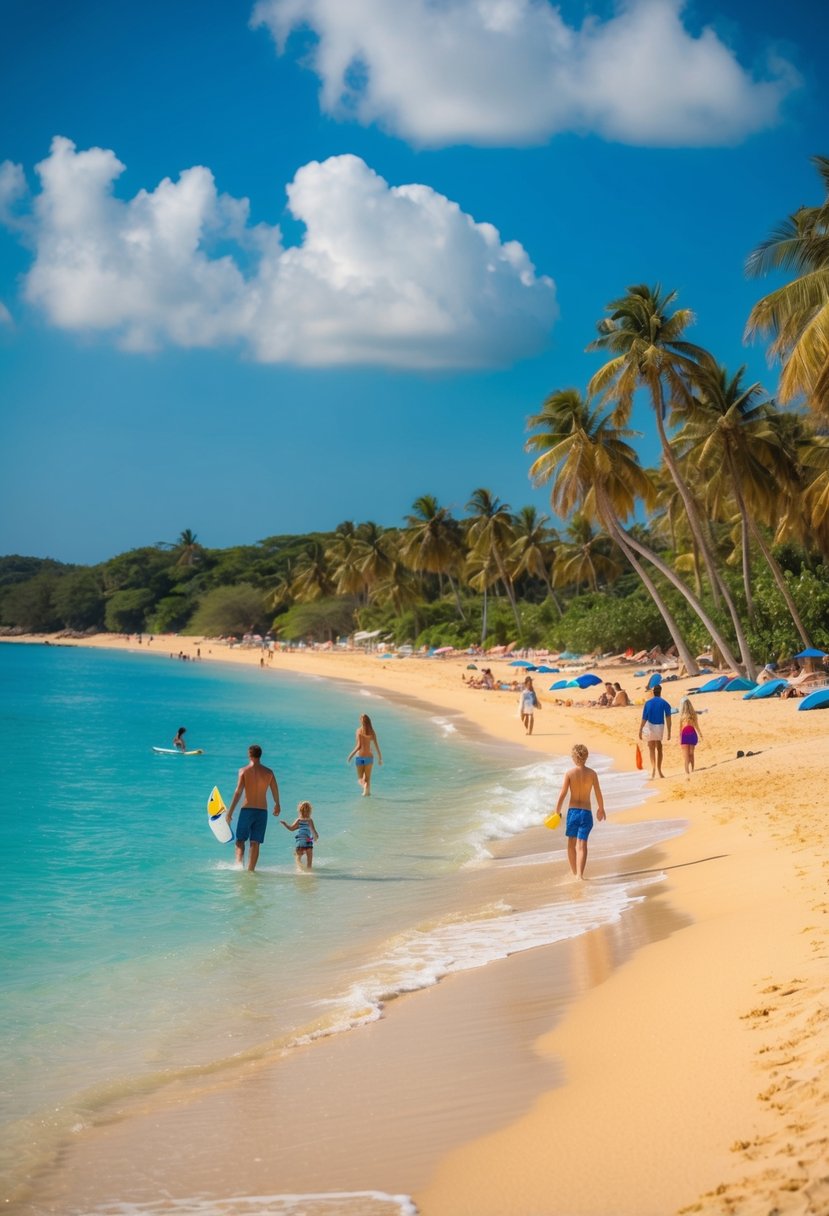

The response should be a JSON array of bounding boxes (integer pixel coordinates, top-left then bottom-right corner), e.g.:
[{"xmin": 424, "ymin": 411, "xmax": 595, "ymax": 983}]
[{"xmin": 544, "ymin": 811, "xmax": 561, "ymax": 830}]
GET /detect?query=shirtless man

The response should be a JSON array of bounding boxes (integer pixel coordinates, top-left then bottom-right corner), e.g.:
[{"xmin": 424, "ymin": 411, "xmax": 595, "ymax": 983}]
[
  {"xmin": 225, "ymin": 744, "xmax": 281, "ymax": 871},
  {"xmin": 554, "ymin": 743, "xmax": 606, "ymax": 879}
]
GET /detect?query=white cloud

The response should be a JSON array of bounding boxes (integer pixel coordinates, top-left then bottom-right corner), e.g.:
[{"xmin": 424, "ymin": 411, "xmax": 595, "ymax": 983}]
[
  {"xmin": 251, "ymin": 0, "xmax": 798, "ymax": 146},
  {"xmin": 3, "ymin": 137, "xmax": 556, "ymax": 369}
]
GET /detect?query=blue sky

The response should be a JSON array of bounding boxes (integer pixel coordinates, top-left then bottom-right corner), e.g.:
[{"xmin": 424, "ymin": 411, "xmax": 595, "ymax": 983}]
[{"xmin": 1, "ymin": 0, "xmax": 826, "ymax": 565}]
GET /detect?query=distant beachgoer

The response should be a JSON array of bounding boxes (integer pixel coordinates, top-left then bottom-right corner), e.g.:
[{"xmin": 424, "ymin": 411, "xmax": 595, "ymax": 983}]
[
  {"xmin": 347, "ymin": 713, "xmax": 383, "ymax": 797},
  {"xmin": 281, "ymin": 800, "xmax": 319, "ymax": 871},
  {"xmin": 518, "ymin": 677, "xmax": 540, "ymax": 735},
  {"xmin": 554, "ymin": 743, "xmax": 607, "ymax": 879},
  {"xmin": 639, "ymin": 683, "xmax": 672, "ymax": 778},
  {"xmin": 173, "ymin": 726, "xmax": 187, "ymax": 752},
  {"xmin": 612, "ymin": 683, "xmax": 630, "ymax": 706},
  {"xmin": 225, "ymin": 744, "xmax": 281, "ymax": 871},
  {"xmin": 597, "ymin": 682, "xmax": 615, "ymax": 707},
  {"xmin": 678, "ymin": 697, "xmax": 703, "ymax": 775}
]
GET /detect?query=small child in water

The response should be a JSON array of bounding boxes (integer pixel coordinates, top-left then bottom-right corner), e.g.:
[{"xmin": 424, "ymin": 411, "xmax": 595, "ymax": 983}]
[{"xmin": 281, "ymin": 800, "xmax": 319, "ymax": 870}]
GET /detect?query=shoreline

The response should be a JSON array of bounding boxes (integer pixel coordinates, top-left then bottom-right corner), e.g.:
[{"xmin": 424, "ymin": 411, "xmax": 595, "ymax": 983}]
[{"xmin": 5, "ymin": 634, "xmax": 829, "ymax": 1214}]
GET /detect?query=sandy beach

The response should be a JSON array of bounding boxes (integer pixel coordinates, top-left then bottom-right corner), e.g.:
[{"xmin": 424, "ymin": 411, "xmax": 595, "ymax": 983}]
[{"xmin": 7, "ymin": 633, "xmax": 829, "ymax": 1216}]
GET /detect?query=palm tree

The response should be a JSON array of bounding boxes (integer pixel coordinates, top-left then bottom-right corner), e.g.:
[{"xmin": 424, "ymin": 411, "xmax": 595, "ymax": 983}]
[
  {"xmin": 677, "ymin": 358, "xmax": 813, "ymax": 647},
  {"xmin": 552, "ymin": 514, "xmax": 621, "ymax": 595},
  {"xmin": 745, "ymin": 155, "xmax": 829, "ymax": 420},
  {"xmin": 290, "ymin": 543, "xmax": 334, "ymax": 602},
  {"xmin": 400, "ymin": 494, "xmax": 466, "ymax": 617},
  {"xmin": 158, "ymin": 529, "xmax": 204, "ymax": 568},
  {"xmin": 588, "ymin": 283, "xmax": 755, "ymax": 675},
  {"xmin": 465, "ymin": 548, "xmax": 500, "ymax": 647},
  {"xmin": 465, "ymin": 488, "xmax": 520, "ymax": 629},
  {"xmin": 509, "ymin": 505, "xmax": 563, "ymax": 612},
  {"xmin": 526, "ymin": 388, "xmax": 747, "ymax": 675},
  {"xmin": 326, "ymin": 531, "xmax": 369, "ymax": 600},
  {"xmin": 354, "ymin": 522, "xmax": 395, "ymax": 598}
]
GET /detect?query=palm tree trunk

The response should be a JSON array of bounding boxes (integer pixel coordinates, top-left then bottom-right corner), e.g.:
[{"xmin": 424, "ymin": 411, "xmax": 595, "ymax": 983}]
[
  {"xmin": 481, "ymin": 585, "xmax": 488, "ymax": 648},
  {"xmin": 597, "ymin": 501, "xmax": 699, "ymax": 675},
  {"xmin": 447, "ymin": 572, "xmax": 467, "ymax": 621},
  {"xmin": 653, "ymin": 382, "xmax": 756, "ymax": 675},
  {"xmin": 748, "ymin": 519, "xmax": 813, "ymax": 648},
  {"xmin": 727, "ymin": 455, "xmax": 755, "ymax": 621},
  {"xmin": 543, "ymin": 572, "xmax": 564, "ymax": 616},
  {"xmin": 493, "ymin": 549, "xmax": 522, "ymax": 631},
  {"xmin": 596, "ymin": 485, "xmax": 740, "ymax": 673}
]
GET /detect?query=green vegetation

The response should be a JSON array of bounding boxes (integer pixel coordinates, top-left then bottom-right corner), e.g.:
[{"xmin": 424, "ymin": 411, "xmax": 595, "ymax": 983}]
[{"xmin": 2, "ymin": 159, "xmax": 828, "ymax": 671}]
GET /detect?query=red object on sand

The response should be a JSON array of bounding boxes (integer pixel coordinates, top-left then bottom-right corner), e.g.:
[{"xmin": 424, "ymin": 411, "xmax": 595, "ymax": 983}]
[{"xmin": 635, "ymin": 743, "xmax": 643, "ymax": 770}]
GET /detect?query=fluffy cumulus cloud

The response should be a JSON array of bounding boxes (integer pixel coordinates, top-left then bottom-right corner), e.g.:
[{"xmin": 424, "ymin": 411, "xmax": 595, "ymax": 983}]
[
  {"xmin": 0, "ymin": 137, "xmax": 556, "ymax": 368},
  {"xmin": 251, "ymin": 0, "xmax": 798, "ymax": 146}
]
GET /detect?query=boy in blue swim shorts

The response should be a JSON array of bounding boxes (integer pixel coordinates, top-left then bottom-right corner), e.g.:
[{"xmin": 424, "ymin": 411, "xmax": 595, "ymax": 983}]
[{"xmin": 554, "ymin": 743, "xmax": 606, "ymax": 880}]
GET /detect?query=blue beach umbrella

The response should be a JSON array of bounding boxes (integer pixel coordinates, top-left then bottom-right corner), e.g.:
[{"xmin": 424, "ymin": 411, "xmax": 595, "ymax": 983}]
[
  {"xmin": 509, "ymin": 659, "xmax": 536, "ymax": 668},
  {"xmin": 549, "ymin": 679, "xmax": 569, "ymax": 690},
  {"xmin": 646, "ymin": 673, "xmax": 662, "ymax": 689},
  {"xmin": 573, "ymin": 672, "xmax": 603, "ymax": 688},
  {"xmin": 793, "ymin": 648, "xmax": 828, "ymax": 659},
  {"xmin": 534, "ymin": 665, "xmax": 556, "ymax": 673}
]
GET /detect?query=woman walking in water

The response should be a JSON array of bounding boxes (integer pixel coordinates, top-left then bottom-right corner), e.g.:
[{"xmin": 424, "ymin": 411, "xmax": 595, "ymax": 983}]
[
  {"xmin": 347, "ymin": 713, "xmax": 383, "ymax": 797},
  {"xmin": 678, "ymin": 697, "xmax": 703, "ymax": 775}
]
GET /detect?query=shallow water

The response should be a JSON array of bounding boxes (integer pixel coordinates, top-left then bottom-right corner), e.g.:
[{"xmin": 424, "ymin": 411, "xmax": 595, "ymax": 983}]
[{"xmin": 0, "ymin": 642, "xmax": 670, "ymax": 1212}]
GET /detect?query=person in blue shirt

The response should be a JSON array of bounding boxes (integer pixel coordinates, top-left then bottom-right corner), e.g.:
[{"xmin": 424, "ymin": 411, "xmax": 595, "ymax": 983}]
[{"xmin": 638, "ymin": 683, "xmax": 672, "ymax": 778}]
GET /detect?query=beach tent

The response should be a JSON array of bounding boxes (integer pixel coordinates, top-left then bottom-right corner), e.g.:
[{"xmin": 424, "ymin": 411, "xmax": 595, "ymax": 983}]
[
  {"xmin": 549, "ymin": 679, "xmax": 570, "ymax": 690},
  {"xmin": 696, "ymin": 675, "xmax": 732, "ymax": 693},
  {"xmin": 798, "ymin": 688, "xmax": 829, "ymax": 710},
  {"xmin": 723, "ymin": 677, "xmax": 758, "ymax": 692},
  {"xmin": 743, "ymin": 678, "xmax": 789, "ymax": 700}
]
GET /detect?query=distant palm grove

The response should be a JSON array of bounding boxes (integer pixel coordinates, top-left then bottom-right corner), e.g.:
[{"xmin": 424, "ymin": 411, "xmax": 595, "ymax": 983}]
[{"xmin": 3, "ymin": 157, "xmax": 829, "ymax": 678}]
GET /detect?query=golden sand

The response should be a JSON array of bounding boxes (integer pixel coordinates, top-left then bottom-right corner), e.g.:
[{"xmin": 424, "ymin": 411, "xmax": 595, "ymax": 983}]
[{"xmin": 8, "ymin": 633, "xmax": 829, "ymax": 1215}]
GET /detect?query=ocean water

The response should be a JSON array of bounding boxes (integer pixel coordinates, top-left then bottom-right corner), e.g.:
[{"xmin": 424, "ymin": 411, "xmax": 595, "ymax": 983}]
[{"xmin": 0, "ymin": 642, "xmax": 679, "ymax": 1214}]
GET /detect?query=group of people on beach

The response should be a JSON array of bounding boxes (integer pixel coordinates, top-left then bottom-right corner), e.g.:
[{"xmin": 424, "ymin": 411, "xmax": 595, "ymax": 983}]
[
  {"xmin": 209, "ymin": 680, "xmax": 704, "ymax": 883},
  {"xmin": 638, "ymin": 684, "xmax": 703, "ymax": 778},
  {"xmin": 221, "ymin": 714, "xmax": 382, "ymax": 872}
]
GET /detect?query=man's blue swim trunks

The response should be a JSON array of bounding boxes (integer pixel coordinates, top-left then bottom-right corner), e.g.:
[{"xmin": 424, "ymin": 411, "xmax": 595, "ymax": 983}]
[
  {"xmin": 236, "ymin": 808, "xmax": 267, "ymax": 844},
  {"xmin": 566, "ymin": 807, "xmax": 594, "ymax": 840}
]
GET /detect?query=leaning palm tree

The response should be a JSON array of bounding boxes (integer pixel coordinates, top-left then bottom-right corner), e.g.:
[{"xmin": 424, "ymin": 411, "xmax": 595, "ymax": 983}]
[
  {"xmin": 588, "ymin": 284, "xmax": 755, "ymax": 675},
  {"xmin": 677, "ymin": 358, "xmax": 813, "ymax": 647},
  {"xmin": 745, "ymin": 155, "xmax": 829, "ymax": 420},
  {"xmin": 526, "ymin": 389, "xmax": 746, "ymax": 676},
  {"xmin": 465, "ymin": 488, "xmax": 520, "ymax": 629},
  {"xmin": 400, "ymin": 494, "xmax": 466, "ymax": 618}
]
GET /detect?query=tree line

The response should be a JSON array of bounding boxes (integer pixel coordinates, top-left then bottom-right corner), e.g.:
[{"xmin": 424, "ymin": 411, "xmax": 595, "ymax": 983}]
[{"xmin": 2, "ymin": 156, "xmax": 828, "ymax": 675}]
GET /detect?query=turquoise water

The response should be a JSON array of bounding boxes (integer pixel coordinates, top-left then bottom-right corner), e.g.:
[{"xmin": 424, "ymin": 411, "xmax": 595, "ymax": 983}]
[{"xmin": 0, "ymin": 643, "xmax": 671, "ymax": 1213}]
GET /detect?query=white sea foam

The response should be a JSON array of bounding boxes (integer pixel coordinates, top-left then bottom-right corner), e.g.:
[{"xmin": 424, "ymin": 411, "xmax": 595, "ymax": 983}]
[
  {"xmin": 91, "ymin": 1193, "xmax": 418, "ymax": 1216},
  {"xmin": 429, "ymin": 714, "xmax": 458, "ymax": 735},
  {"xmin": 323, "ymin": 872, "xmax": 662, "ymax": 1029},
  {"xmin": 462, "ymin": 755, "xmax": 653, "ymax": 859}
]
